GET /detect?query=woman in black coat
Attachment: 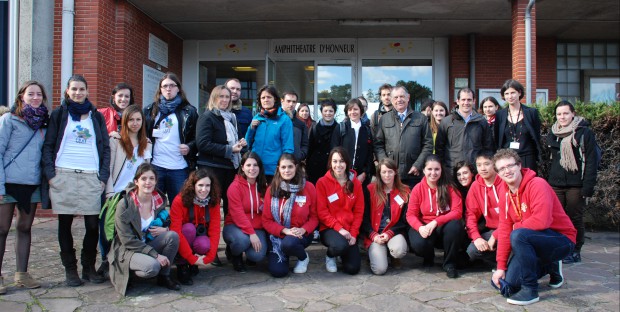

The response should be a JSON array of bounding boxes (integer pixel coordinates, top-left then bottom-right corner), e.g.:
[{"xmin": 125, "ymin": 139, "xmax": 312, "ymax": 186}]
[
  {"xmin": 306, "ymin": 99, "xmax": 338, "ymax": 184},
  {"xmin": 547, "ymin": 100, "xmax": 598, "ymax": 264}
]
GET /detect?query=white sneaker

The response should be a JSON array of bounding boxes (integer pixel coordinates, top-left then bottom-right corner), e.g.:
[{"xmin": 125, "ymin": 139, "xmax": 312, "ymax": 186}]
[
  {"xmin": 325, "ymin": 256, "xmax": 337, "ymax": 273},
  {"xmin": 293, "ymin": 253, "xmax": 310, "ymax": 274}
]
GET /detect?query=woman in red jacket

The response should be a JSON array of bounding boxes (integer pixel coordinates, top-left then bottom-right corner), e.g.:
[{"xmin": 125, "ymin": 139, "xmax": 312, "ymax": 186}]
[
  {"xmin": 262, "ymin": 153, "xmax": 317, "ymax": 277},
  {"xmin": 316, "ymin": 146, "xmax": 364, "ymax": 274},
  {"xmin": 169, "ymin": 168, "xmax": 221, "ymax": 285},
  {"xmin": 361, "ymin": 158, "xmax": 410, "ymax": 275},
  {"xmin": 223, "ymin": 152, "xmax": 268, "ymax": 273},
  {"xmin": 407, "ymin": 154, "xmax": 465, "ymax": 278}
]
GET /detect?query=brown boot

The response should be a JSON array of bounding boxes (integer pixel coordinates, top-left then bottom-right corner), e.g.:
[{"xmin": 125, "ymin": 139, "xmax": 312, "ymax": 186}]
[
  {"xmin": 14, "ymin": 272, "xmax": 41, "ymax": 289},
  {"xmin": 0, "ymin": 276, "xmax": 7, "ymax": 295}
]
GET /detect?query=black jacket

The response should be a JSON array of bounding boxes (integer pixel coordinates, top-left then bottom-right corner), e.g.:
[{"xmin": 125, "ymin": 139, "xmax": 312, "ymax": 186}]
[
  {"xmin": 547, "ymin": 120, "xmax": 598, "ymax": 197},
  {"xmin": 143, "ymin": 100, "xmax": 198, "ymax": 168},
  {"xmin": 495, "ymin": 104, "xmax": 542, "ymax": 163},
  {"xmin": 42, "ymin": 101, "xmax": 111, "ymax": 183},
  {"xmin": 435, "ymin": 110, "xmax": 494, "ymax": 171},
  {"xmin": 290, "ymin": 112, "xmax": 309, "ymax": 162},
  {"xmin": 307, "ymin": 121, "xmax": 337, "ymax": 183},
  {"xmin": 331, "ymin": 120, "xmax": 374, "ymax": 184},
  {"xmin": 196, "ymin": 109, "xmax": 237, "ymax": 169}
]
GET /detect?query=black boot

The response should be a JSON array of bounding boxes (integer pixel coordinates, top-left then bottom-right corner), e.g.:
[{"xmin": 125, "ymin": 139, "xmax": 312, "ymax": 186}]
[
  {"xmin": 211, "ymin": 253, "xmax": 223, "ymax": 267},
  {"xmin": 81, "ymin": 250, "xmax": 105, "ymax": 284},
  {"xmin": 231, "ymin": 254, "xmax": 247, "ymax": 273},
  {"xmin": 60, "ymin": 249, "xmax": 84, "ymax": 287},
  {"xmin": 189, "ymin": 265, "xmax": 199, "ymax": 276},
  {"xmin": 176, "ymin": 264, "xmax": 193, "ymax": 285},
  {"xmin": 157, "ymin": 275, "xmax": 180, "ymax": 291},
  {"xmin": 96, "ymin": 259, "xmax": 110, "ymax": 279},
  {"xmin": 225, "ymin": 245, "xmax": 232, "ymax": 262}
]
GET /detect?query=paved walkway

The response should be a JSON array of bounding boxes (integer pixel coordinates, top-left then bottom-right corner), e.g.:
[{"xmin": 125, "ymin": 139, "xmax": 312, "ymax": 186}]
[{"xmin": 0, "ymin": 217, "xmax": 618, "ymax": 312}]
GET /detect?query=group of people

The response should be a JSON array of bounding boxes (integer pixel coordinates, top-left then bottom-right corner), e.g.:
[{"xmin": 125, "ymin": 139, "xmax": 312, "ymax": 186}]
[{"xmin": 0, "ymin": 74, "xmax": 598, "ymax": 306}]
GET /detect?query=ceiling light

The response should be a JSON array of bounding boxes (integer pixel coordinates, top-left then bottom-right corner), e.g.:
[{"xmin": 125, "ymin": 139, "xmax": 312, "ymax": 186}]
[
  {"xmin": 232, "ymin": 66, "xmax": 257, "ymax": 72},
  {"xmin": 304, "ymin": 66, "xmax": 315, "ymax": 71}
]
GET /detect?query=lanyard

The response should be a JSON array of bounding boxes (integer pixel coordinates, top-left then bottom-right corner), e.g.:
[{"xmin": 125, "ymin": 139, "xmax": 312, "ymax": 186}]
[
  {"xmin": 508, "ymin": 190, "xmax": 522, "ymax": 221},
  {"xmin": 508, "ymin": 106, "xmax": 523, "ymax": 143}
]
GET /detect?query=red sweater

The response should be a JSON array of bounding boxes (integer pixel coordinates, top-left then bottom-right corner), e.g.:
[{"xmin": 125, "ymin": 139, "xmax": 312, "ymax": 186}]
[
  {"xmin": 465, "ymin": 174, "xmax": 503, "ymax": 240},
  {"xmin": 406, "ymin": 176, "xmax": 462, "ymax": 231},
  {"xmin": 362, "ymin": 183, "xmax": 410, "ymax": 248},
  {"xmin": 495, "ymin": 169, "xmax": 577, "ymax": 271},
  {"xmin": 225, "ymin": 175, "xmax": 264, "ymax": 234},
  {"xmin": 170, "ymin": 195, "xmax": 221, "ymax": 265},
  {"xmin": 262, "ymin": 182, "xmax": 318, "ymax": 237},
  {"xmin": 316, "ymin": 170, "xmax": 365, "ymax": 238}
]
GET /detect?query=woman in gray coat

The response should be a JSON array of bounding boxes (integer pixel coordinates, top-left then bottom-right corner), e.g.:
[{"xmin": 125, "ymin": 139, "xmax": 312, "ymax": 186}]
[
  {"xmin": 0, "ymin": 81, "xmax": 49, "ymax": 294},
  {"xmin": 108, "ymin": 163, "xmax": 180, "ymax": 296}
]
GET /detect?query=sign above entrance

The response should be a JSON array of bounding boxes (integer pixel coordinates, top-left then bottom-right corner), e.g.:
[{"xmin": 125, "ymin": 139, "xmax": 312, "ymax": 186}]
[{"xmin": 270, "ymin": 39, "xmax": 357, "ymax": 59}]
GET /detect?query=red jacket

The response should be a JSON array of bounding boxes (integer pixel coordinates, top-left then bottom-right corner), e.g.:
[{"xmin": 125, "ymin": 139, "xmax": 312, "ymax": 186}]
[
  {"xmin": 495, "ymin": 168, "xmax": 577, "ymax": 270},
  {"xmin": 361, "ymin": 183, "xmax": 410, "ymax": 248},
  {"xmin": 170, "ymin": 195, "xmax": 221, "ymax": 265},
  {"xmin": 225, "ymin": 175, "xmax": 264, "ymax": 234},
  {"xmin": 316, "ymin": 170, "xmax": 365, "ymax": 238},
  {"xmin": 406, "ymin": 176, "xmax": 462, "ymax": 231},
  {"xmin": 98, "ymin": 106, "xmax": 120, "ymax": 134},
  {"xmin": 262, "ymin": 182, "xmax": 318, "ymax": 237},
  {"xmin": 465, "ymin": 174, "xmax": 503, "ymax": 240}
]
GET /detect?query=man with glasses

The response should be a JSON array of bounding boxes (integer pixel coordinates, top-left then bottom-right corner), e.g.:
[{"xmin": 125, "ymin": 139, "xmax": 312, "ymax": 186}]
[
  {"xmin": 435, "ymin": 88, "xmax": 494, "ymax": 172},
  {"xmin": 491, "ymin": 149, "xmax": 576, "ymax": 306}
]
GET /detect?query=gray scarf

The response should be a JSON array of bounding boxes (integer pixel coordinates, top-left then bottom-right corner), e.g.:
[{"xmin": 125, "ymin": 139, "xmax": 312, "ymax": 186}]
[
  {"xmin": 269, "ymin": 180, "xmax": 304, "ymax": 263},
  {"xmin": 218, "ymin": 109, "xmax": 241, "ymax": 169},
  {"xmin": 551, "ymin": 116, "xmax": 584, "ymax": 172}
]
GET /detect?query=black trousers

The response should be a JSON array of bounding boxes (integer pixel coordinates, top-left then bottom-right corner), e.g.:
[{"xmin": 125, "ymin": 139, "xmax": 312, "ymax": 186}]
[
  {"xmin": 408, "ymin": 219, "xmax": 465, "ymax": 269},
  {"xmin": 320, "ymin": 229, "xmax": 361, "ymax": 275}
]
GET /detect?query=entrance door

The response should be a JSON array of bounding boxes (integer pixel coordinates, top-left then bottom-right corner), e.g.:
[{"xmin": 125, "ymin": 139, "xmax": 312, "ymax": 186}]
[{"xmin": 316, "ymin": 63, "xmax": 353, "ymax": 122}]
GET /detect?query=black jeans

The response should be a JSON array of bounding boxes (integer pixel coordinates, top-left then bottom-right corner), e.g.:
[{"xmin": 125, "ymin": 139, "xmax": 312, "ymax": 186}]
[
  {"xmin": 553, "ymin": 186, "xmax": 585, "ymax": 252},
  {"xmin": 320, "ymin": 229, "xmax": 361, "ymax": 275},
  {"xmin": 58, "ymin": 214, "xmax": 99, "ymax": 259},
  {"xmin": 408, "ymin": 219, "xmax": 465, "ymax": 269}
]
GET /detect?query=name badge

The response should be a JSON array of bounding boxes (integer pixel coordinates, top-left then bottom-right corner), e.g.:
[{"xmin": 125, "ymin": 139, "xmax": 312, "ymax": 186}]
[
  {"xmin": 152, "ymin": 128, "xmax": 164, "ymax": 138},
  {"xmin": 327, "ymin": 193, "xmax": 339, "ymax": 203},
  {"xmin": 509, "ymin": 141, "xmax": 520, "ymax": 149},
  {"xmin": 394, "ymin": 195, "xmax": 404, "ymax": 206},
  {"xmin": 494, "ymin": 207, "xmax": 500, "ymax": 214},
  {"xmin": 295, "ymin": 196, "xmax": 306, "ymax": 203}
]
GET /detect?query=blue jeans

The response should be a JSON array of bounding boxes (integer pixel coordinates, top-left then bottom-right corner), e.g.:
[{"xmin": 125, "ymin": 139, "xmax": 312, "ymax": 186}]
[
  {"xmin": 505, "ymin": 228, "xmax": 574, "ymax": 291},
  {"xmin": 152, "ymin": 165, "xmax": 188, "ymax": 204},
  {"xmin": 222, "ymin": 224, "xmax": 267, "ymax": 262},
  {"xmin": 268, "ymin": 234, "xmax": 313, "ymax": 278}
]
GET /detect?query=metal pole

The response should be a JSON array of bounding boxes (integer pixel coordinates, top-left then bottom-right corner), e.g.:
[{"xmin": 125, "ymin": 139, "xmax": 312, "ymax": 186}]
[
  {"xmin": 525, "ymin": 0, "xmax": 536, "ymax": 104},
  {"xmin": 61, "ymin": 0, "xmax": 75, "ymax": 94},
  {"xmin": 7, "ymin": 0, "xmax": 19, "ymax": 105}
]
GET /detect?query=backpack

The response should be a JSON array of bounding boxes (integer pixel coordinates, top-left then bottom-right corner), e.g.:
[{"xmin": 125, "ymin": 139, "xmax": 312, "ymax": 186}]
[
  {"xmin": 578, "ymin": 132, "xmax": 603, "ymax": 180},
  {"xmin": 99, "ymin": 191, "xmax": 127, "ymax": 244}
]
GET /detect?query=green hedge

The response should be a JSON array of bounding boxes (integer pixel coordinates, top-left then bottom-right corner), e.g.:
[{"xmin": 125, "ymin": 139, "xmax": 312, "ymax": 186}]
[{"xmin": 532, "ymin": 100, "xmax": 620, "ymax": 231}]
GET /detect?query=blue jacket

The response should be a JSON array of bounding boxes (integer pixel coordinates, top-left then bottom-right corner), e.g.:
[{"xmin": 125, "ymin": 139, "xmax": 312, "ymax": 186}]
[{"xmin": 245, "ymin": 107, "xmax": 294, "ymax": 175}]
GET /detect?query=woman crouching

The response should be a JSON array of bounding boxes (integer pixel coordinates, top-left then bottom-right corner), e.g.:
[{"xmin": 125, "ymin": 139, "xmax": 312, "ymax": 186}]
[
  {"xmin": 109, "ymin": 163, "xmax": 180, "ymax": 296},
  {"xmin": 262, "ymin": 153, "xmax": 317, "ymax": 277},
  {"xmin": 170, "ymin": 169, "xmax": 221, "ymax": 285}
]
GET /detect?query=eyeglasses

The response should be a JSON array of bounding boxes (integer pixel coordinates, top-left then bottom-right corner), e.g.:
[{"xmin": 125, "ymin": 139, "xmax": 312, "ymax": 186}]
[
  {"xmin": 497, "ymin": 163, "xmax": 519, "ymax": 174},
  {"xmin": 161, "ymin": 84, "xmax": 178, "ymax": 89}
]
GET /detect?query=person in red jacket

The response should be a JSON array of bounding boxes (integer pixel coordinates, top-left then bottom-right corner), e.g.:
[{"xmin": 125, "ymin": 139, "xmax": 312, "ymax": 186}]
[
  {"xmin": 361, "ymin": 158, "xmax": 410, "ymax": 275},
  {"xmin": 491, "ymin": 149, "xmax": 576, "ymax": 306},
  {"xmin": 223, "ymin": 152, "xmax": 269, "ymax": 273},
  {"xmin": 407, "ymin": 154, "xmax": 465, "ymax": 278},
  {"xmin": 169, "ymin": 168, "xmax": 221, "ymax": 285},
  {"xmin": 98, "ymin": 83, "xmax": 134, "ymax": 134},
  {"xmin": 262, "ymin": 153, "xmax": 317, "ymax": 277},
  {"xmin": 465, "ymin": 151, "xmax": 502, "ymax": 265},
  {"xmin": 316, "ymin": 146, "xmax": 364, "ymax": 274}
]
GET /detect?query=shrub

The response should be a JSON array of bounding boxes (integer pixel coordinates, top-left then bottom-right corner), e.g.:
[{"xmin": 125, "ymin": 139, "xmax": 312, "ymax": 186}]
[{"xmin": 534, "ymin": 100, "xmax": 620, "ymax": 231}]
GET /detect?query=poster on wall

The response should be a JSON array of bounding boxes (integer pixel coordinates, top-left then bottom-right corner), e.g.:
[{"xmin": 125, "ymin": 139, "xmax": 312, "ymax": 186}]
[
  {"xmin": 149, "ymin": 34, "xmax": 168, "ymax": 68},
  {"xmin": 143, "ymin": 65, "xmax": 164, "ymax": 107}
]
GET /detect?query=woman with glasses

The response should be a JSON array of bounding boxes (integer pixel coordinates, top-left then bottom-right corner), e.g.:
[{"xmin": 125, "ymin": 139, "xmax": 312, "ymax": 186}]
[{"xmin": 143, "ymin": 72, "xmax": 198, "ymax": 202}]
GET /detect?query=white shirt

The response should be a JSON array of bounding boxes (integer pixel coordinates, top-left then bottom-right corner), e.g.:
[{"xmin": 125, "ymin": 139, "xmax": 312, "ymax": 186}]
[
  {"xmin": 113, "ymin": 146, "xmax": 150, "ymax": 193},
  {"xmin": 55, "ymin": 112, "xmax": 99, "ymax": 171},
  {"xmin": 151, "ymin": 113, "xmax": 187, "ymax": 170}
]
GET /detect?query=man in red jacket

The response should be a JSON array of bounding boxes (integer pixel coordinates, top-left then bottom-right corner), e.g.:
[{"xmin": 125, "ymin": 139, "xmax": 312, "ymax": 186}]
[
  {"xmin": 465, "ymin": 151, "xmax": 502, "ymax": 265},
  {"xmin": 491, "ymin": 149, "xmax": 576, "ymax": 306}
]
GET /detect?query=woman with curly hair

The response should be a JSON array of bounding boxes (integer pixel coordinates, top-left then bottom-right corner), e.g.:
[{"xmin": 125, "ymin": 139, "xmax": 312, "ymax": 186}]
[{"xmin": 170, "ymin": 168, "xmax": 221, "ymax": 285}]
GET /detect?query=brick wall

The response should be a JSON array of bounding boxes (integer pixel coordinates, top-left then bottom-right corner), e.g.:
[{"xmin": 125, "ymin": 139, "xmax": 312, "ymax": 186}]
[
  {"xmin": 52, "ymin": 0, "xmax": 183, "ymax": 109},
  {"xmin": 537, "ymin": 37, "xmax": 557, "ymax": 101},
  {"xmin": 448, "ymin": 36, "xmax": 470, "ymax": 108},
  {"xmin": 41, "ymin": 0, "xmax": 183, "ymax": 218},
  {"xmin": 475, "ymin": 36, "xmax": 513, "ymax": 93}
]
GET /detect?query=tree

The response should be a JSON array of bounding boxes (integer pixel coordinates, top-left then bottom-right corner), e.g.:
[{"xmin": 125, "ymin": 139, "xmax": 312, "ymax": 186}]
[
  {"xmin": 317, "ymin": 84, "xmax": 351, "ymax": 104},
  {"xmin": 396, "ymin": 80, "xmax": 433, "ymax": 107},
  {"xmin": 365, "ymin": 89, "xmax": 378, "ymax": 102}
]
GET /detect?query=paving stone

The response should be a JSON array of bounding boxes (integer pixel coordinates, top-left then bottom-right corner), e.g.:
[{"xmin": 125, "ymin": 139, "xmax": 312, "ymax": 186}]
[
  {"xmin": 303, "ymin": 301, "xmax": 335, "ymax": 312},
  {"xmin": 38, "ymin": 298, "xmax": 82, "ymax": 312},
  {"xmin": 411, "ymin": 290, "xmax": 452, "ymax": 302},
  {"xmin": 0, "ymin": 301, "xmax": 29, "ymax": 312}
]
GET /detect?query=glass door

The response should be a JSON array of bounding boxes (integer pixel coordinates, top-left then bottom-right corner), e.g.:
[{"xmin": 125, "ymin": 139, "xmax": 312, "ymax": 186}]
[{"xmin": 316, "ymin": 63, "xmax": 352, "ymax": 122}]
